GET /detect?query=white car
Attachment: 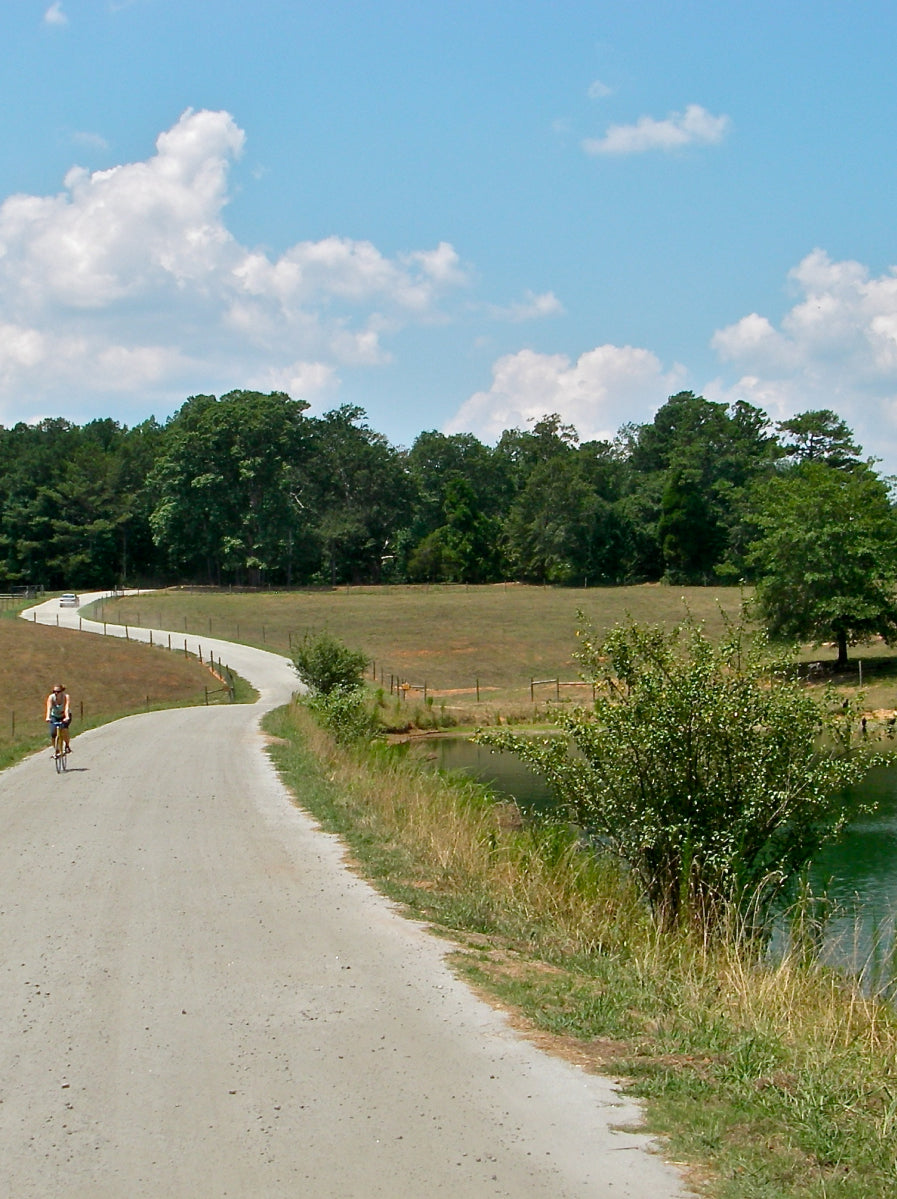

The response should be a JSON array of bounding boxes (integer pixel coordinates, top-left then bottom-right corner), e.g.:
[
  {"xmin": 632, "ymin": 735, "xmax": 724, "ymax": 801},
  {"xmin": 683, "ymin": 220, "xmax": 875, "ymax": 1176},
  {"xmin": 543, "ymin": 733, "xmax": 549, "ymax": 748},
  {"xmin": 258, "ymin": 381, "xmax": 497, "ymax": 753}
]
[{"xmin": 59, "ymin": 593, "xmax": 80, "ymax": 608}]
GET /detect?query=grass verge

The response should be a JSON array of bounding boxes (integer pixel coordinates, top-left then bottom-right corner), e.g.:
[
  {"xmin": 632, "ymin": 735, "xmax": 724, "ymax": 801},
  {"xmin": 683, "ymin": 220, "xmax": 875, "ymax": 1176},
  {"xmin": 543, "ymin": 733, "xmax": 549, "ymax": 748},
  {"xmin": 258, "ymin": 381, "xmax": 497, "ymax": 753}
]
[{"xmin": 264, "ymin": 699, "xmax": 897, "ymax": 1199}]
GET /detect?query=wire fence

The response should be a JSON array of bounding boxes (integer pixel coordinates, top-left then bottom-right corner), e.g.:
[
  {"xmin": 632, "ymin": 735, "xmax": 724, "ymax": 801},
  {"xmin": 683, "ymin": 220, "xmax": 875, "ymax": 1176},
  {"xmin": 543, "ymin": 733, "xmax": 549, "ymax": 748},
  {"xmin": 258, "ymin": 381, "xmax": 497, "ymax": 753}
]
[
  {"xmin": 363, "ymin": 657, "xmax": 596, "ymax": 707},
  {"xmin": 6, "ymin": 618, "xmax": 236, "ymax": 748}
]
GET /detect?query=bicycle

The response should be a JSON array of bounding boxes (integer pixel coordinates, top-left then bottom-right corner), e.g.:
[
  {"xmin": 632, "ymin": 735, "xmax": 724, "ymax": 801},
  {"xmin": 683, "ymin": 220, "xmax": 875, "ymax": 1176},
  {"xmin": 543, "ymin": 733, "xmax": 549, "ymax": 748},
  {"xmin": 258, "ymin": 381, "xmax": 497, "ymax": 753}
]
[{"xmin": 51, "ymin": 722, "xmax": 68, "ymax": 773}]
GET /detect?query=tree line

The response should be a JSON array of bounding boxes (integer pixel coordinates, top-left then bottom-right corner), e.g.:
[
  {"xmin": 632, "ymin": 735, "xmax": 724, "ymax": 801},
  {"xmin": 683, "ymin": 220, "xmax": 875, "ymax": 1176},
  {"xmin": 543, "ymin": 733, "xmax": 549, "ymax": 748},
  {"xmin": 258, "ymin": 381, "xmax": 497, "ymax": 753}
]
[{"xmin": 2, "ymin": 388, "xmax": 896, "ymax": 659}]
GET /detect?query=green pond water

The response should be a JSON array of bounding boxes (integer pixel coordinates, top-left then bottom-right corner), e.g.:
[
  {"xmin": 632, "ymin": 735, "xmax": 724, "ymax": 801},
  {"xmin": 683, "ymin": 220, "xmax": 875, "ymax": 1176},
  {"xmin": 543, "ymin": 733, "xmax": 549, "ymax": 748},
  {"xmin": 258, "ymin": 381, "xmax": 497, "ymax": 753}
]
[{"xmin": 417, "ymin": 737, "xmax": 897, "ymax": 977}]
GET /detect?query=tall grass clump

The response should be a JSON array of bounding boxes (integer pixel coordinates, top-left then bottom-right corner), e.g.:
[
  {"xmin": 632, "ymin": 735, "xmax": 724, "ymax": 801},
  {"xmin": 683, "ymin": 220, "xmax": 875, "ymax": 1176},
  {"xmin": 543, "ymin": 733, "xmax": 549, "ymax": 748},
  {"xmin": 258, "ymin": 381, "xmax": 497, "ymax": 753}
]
[{"xmin": 265, "ymin": 699, "xmax": 647, "ymax": 956}]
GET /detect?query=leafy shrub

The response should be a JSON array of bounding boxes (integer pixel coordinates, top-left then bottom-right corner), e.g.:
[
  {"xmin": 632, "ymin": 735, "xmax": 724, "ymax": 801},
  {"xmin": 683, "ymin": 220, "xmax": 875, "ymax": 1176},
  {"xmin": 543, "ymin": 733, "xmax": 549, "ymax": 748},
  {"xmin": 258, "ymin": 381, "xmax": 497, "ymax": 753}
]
[
  {"xmin": 307, "ymin": 686, "xmax": 378, "ymax": 746},
  {"xmin": 478, "ymin": 613, "xmax": 876, "ymax": 935},
  {"xmin": 291, "ymin": 630, "xmax": 368, "ymax": 696}
]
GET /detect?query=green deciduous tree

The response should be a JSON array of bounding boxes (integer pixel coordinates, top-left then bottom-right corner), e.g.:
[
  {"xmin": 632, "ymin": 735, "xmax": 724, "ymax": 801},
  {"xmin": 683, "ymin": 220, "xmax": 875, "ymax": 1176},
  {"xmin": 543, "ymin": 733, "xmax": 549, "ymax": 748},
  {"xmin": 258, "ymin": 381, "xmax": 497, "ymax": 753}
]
[
  {"xmin": 308, "ymin": 405, "xmax": 414, "ymax": 584},
  {"xmin": 504, "ymin": 456, "xmax": 620, "ymax": 584},
  {"xmin": 0, "ymin": 417, "xmax": 164, "ymax": 587},
  {"xmin": 747, "ymin": 461, "xmax": 897, "ymax": 666},
  {"xmin": 478, "ymin": 615, "xmax": 871, "ymax": 934},
  {"xmin": 148, "ymin": 391, "xmax": 315, "ymax": 584},
  {"xmin": 406, "ymin": 475, "xmax": 501, "ymax": 582},
  {"xmin": 291, "ymin": 630, "xmax": 369, "ymax": 695},
  {"xmin": 623, "ymin": 392, "xmax": 781, "ymax": 582}
]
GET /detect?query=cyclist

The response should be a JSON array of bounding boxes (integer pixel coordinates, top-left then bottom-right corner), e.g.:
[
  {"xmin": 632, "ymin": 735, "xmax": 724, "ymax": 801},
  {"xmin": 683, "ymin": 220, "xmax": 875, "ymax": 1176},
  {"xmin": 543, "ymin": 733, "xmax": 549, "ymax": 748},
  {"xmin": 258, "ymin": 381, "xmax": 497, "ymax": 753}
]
[{"xmin": 45, "ymin": 683, "xmax": 72, "ymax": 756}]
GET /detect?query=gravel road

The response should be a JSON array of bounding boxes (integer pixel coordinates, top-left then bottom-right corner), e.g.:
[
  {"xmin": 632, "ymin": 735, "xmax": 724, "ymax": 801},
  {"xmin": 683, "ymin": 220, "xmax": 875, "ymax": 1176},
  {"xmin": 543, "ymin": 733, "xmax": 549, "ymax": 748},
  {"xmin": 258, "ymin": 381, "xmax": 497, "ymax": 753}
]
[{"xmin": 0, "ymin": 593, "xmax": 690, "ymax": 1197}]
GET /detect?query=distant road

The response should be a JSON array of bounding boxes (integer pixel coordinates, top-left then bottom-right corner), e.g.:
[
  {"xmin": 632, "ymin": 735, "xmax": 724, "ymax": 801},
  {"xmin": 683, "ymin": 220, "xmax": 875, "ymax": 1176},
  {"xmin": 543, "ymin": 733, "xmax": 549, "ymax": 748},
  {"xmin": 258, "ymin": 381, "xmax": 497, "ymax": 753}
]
[{"xmin": 0, "ymin": 592, "xmax": 688, "ymax": 1197}]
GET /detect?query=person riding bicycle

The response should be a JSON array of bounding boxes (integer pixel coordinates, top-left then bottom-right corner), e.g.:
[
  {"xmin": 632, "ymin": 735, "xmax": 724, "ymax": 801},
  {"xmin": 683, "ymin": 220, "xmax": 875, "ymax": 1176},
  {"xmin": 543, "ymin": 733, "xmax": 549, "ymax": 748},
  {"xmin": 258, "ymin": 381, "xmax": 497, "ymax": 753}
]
[{"xmin": 45, "ymin": 683, "xmax": 72, "ymax": 755}]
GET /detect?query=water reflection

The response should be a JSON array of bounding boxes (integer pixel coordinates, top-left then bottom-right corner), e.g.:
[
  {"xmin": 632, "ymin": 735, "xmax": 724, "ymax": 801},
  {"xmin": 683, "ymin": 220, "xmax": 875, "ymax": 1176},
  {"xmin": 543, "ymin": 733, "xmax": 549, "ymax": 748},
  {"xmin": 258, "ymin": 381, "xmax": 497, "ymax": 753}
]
[
  {"xmin": 424, "ymin": 737, "xmax": 556, "ymax": 813},
  {"xmin": 812, "ymin": 764, "xmax": 897, "ymax": 914}
]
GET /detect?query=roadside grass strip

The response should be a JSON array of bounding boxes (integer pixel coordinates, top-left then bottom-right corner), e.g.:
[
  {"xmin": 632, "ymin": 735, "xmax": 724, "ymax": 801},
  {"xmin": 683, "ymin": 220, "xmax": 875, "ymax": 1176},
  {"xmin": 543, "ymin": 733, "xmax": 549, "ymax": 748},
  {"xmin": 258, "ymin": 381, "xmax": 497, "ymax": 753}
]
[{"xmin": 264, "ymin": 699, "xmax": 897, "ymax": 1199}]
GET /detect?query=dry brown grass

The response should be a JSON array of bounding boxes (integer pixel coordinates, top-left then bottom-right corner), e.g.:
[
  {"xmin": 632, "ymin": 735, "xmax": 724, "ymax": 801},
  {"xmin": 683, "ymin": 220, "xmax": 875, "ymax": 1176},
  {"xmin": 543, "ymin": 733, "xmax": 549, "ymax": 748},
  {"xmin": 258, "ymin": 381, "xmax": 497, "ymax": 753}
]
[
  {"xmin": 277, "ymin": 700, "xmax": 648, "ymax": 957},
  {"xmin": 0, "ymin": 615, "xmax": 234, "ymax": 763}
]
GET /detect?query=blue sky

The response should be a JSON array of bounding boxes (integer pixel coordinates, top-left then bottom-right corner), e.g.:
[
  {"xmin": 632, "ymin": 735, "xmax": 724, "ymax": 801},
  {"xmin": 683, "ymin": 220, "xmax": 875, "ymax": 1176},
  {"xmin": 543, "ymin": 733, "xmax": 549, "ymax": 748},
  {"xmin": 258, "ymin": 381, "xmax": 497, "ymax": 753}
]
[{"xmin": 4, "ymin": 1, "xmax": 897, "ymax": 469}]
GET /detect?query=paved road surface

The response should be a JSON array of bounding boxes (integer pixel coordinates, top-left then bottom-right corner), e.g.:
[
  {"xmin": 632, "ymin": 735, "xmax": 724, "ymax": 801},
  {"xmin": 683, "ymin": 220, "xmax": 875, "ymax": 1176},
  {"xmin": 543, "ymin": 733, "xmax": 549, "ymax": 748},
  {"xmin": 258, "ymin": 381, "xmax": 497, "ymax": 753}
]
[{"xmin": 0, "ymin": 593, "xmax": 689, "ymax": 1197}]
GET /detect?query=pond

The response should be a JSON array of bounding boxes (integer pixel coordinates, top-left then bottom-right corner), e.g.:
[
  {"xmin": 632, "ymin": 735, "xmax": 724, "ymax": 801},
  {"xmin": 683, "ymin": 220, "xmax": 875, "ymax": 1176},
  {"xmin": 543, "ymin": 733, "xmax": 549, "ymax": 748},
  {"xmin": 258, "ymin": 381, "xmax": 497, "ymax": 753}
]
[{"xmin": 412, "ymin": 736, "xmax": 897, "ymax": 978}]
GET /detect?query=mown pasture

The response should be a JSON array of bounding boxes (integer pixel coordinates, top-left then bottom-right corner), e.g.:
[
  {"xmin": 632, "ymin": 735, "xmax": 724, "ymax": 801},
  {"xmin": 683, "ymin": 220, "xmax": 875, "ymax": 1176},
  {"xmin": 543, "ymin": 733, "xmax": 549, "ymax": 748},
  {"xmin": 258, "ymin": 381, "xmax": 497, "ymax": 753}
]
[
  {"xmin": 98, "ymin": 582, "xmax": 897, "ymax": 722},
  {"xmin": 101, "ymin": 583, "xmax": 749, "ymax": 707}
]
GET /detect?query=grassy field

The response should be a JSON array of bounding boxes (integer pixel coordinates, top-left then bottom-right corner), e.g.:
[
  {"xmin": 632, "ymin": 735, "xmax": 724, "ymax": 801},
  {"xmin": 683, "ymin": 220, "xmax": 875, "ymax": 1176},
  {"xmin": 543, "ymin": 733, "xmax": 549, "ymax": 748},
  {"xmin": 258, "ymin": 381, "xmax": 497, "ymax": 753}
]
[
  {"xmin": 100, "ymin": 584, "xmax": 748, "ymax": 685},
  {"xmin": 99, "ymin": 583, "xmax": 897, "ymax": 727},
  {"xmin": 0, "ymin": 600, "xmax": 250, "ymax": 770},
  {"xmin": 101, "ymin": 583, "xmax": 752, "ymax": 713}
]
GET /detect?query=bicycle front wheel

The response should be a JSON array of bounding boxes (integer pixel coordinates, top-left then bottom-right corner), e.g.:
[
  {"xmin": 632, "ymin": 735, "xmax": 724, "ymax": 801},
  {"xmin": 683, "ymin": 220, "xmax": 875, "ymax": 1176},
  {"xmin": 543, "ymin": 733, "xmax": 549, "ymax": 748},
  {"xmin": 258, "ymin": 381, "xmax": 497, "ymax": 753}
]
[{"xmin": 54, "ymin": 729, "xmax": 66, "ymax": 773}]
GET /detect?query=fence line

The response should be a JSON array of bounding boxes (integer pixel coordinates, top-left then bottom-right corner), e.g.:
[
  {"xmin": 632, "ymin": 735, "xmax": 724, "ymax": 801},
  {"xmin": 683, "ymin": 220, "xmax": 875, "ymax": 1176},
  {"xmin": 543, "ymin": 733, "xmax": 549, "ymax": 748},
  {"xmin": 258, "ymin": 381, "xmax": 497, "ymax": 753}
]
[
  {"xmin": 5, "ymin": 613, "xmax": 235, "ymax": 747},
  {"xmin": 368, "ymin": 658, "xmax": 595, "ymax": 707}
]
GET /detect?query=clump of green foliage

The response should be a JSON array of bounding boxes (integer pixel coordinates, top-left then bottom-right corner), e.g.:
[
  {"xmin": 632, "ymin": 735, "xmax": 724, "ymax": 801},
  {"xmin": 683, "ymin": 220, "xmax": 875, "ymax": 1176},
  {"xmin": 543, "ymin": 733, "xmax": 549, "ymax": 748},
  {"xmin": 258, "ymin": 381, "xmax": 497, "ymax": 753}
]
[
  {"xmin": 307, "ymin": 686, "xmax": 378, "ymax": 746},
  {"xmin": 291, "ymin": 630, "xmax": 375, "ymax": 745},
  {"xmin": 291, "ymin": 629, "xmax": 369, "ymax": 696},
  {"xmin": 478, "ymin": 614, "xmax": 875, "ymax": 935}
]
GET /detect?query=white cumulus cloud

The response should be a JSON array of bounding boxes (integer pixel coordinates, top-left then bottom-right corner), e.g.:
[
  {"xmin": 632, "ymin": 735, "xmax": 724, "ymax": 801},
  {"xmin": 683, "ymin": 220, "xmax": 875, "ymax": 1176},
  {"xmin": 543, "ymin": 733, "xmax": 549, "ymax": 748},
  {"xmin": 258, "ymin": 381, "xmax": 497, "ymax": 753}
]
[
  {"xmin": 43, "ymin": 3, "xmax": 67, "ymax": 27},
  {"xmin": 587, "ymin": 80, "xmax": 612, "ymax": 100},
  {"xmin": 447, "ymin": 345, "xmax": 686, "ymax": 442},
  {"xmin": 0, "ymin": 108, "xmax": 468, "ymax": 423},
  {"xmin": 488, "ymin": 290, "xmax": 565, "ymax": 322},
  {"xmin": 583, "ymin": 104, "xmax": 731, "ymax": 155},
  {"xmin": 708, "ymin": 249, "xmax": 897, "ymax": 464}
]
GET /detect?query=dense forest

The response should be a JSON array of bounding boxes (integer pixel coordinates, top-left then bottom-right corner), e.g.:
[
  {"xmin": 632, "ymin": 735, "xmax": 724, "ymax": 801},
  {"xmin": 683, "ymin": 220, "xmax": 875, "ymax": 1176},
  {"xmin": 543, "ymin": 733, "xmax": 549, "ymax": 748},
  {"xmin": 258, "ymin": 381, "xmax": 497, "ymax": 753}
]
[{"xmin": 0, "ymin": 388, "xmax": 884, "ymax": 591}]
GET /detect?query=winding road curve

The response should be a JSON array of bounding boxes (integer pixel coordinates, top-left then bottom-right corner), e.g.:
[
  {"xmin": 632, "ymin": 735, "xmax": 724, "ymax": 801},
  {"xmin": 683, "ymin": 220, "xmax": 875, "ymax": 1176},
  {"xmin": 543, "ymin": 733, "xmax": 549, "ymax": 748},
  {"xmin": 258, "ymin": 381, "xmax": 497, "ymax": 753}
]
[{"xmin": 0, "ymin": 592, "xmax": 690, "ymax": 1197}]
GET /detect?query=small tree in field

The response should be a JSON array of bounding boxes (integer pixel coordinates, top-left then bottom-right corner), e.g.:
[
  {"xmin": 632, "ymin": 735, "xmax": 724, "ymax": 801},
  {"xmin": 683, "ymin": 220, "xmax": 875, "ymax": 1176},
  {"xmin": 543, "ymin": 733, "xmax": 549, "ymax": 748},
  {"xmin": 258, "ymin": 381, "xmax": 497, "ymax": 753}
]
[
  {"xmin": 747, "ymin": 461, "xmax": 897, "ymax": 667},
  {"xmin": 291, "ymin": 630, "xmax": 368, "ymax": 696},
  {"xmin": 478, "ymin": 615, "xmax": 873, "ymax": 934}
]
